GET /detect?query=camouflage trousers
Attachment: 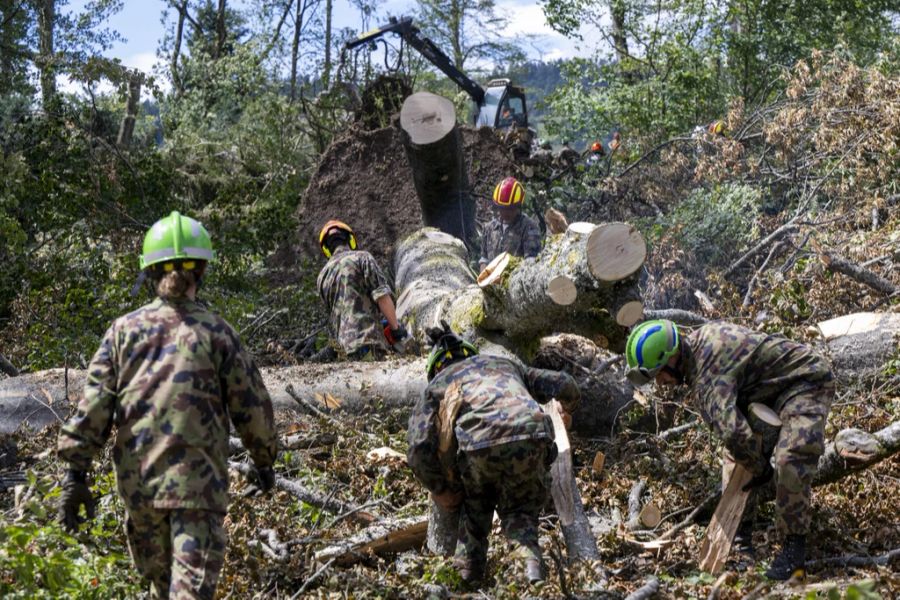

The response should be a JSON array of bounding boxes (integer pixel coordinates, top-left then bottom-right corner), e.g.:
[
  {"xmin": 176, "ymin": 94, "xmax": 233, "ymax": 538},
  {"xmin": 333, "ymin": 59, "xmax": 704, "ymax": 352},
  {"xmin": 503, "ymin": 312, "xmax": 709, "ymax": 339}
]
[
  {"xmin": 726, "ymin": 385, "xmax": 833, "ymax": 535},
  {"xmin": 125, "ymin": 507, "xmax": 227, "ymax": 600},
  {"xmin": 454, "ymin": 440, "xmax": 551, "ymax": 570}
]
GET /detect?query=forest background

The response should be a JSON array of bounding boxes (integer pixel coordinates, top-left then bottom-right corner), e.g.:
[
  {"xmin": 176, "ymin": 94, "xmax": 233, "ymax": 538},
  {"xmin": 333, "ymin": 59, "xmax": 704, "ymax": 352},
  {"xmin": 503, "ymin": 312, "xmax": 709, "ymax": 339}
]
[{"xmin": 0, "ymin": 0, "xmax": 897, "ymax": 597}]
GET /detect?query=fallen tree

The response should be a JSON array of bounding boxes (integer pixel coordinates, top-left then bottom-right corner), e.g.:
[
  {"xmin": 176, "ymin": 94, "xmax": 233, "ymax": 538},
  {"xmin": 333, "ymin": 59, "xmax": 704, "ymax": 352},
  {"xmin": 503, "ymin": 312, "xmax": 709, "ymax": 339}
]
[{"xmin": 394, "ymin": 223, "xmax": 646, "ymax": 347}]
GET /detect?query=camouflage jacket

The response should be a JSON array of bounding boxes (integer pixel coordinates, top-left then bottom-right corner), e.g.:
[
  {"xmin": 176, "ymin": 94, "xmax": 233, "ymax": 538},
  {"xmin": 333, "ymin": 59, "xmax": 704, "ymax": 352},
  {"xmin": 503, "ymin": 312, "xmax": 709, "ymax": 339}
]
[
  {"xmin": 683, "ymin": 322, "xmax": 834, "ymax": 474},
  {"xmin": 407, "ymin": 355, "xmax": 580, "ymax": 494},
  {"xmin": 57, "ymin": 298, "xmax": 277, "ymax": 513},
  {"xmin": 479, "ymin": 213, "xmax": 542, "ymax": 266},
  {"xmin": 317, "ymin": 247, "xmax": 393, "ymax": 355}
]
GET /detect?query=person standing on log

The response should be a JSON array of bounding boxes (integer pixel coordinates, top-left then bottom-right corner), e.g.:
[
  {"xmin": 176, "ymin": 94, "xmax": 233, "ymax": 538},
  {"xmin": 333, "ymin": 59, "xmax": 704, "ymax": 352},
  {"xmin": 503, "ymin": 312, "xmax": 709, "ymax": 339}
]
[
  {"xmin": 624, "ymin": 319, "xmax": 834, "ymax": 580},
  {"xmin": 316, "ymin": 219, "xmax": 407, "ymax": 360},
  {"xmin": 56, "ymin": 211, "xmax": 278, "ymax": 599},
  {"xmin": 478, "ymin": 177, "xmax": 542, "ymax": 272},
  {"xmin": 407, "ymin": 323, "xmax": 580, "ymax": 584}
]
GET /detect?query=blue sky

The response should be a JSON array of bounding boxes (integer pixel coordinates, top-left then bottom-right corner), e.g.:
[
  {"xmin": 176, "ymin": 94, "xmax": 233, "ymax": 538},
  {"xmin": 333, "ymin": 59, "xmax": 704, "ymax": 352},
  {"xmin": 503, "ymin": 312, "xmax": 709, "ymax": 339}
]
[{"xmin": 63, "ymin": 0, "xmax": 589, "ymax": 84}]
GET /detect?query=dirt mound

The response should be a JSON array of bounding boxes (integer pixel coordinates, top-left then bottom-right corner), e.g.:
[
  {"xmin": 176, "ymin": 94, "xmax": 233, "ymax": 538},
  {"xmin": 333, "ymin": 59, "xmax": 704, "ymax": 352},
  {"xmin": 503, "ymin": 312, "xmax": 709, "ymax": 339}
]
[{"xmin": 291, "ymin": 123, "xmax": 518, "ymax": 270}]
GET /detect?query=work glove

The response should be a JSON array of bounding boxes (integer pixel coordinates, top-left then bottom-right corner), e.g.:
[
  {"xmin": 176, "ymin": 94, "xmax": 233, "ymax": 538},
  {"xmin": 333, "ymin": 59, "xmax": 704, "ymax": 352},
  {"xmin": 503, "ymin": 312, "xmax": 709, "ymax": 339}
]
[
  {"xmin": 58, "ymin": 470, "xmax": 95, "ymax": 533},
  {"xmin": 390, "ymin": 325, "xmax": 408, "ymax": 342},
  {"xmin": 742, "ymin": 462, "xmax": 774, "ymax": 492}
]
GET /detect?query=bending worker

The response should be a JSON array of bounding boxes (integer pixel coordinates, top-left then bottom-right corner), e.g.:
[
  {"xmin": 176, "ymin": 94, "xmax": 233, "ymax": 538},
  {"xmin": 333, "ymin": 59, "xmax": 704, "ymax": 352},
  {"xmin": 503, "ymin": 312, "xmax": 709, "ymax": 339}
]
[
  {"xmin": 57, "ymin": 211, "xmax": 278, "ymax": 599},
  {"xmin": 478, "ymin": 177, "xmax": 542, "ymax": 271},
  {"xmin": 407, "ymin": 323, "xmax": 580, "ymax": 584},
  {"xmin": 625, "ymin": 319, "xmax": 834, "ymax": 580},
  {"xmin": 316, "ymin": 219, "xmax": 407, "ymax": 360}
]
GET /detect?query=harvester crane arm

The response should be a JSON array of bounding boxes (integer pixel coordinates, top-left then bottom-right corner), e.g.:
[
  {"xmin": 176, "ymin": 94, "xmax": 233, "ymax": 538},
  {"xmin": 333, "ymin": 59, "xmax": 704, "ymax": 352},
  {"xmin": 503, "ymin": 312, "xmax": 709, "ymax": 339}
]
[{"xmin": 344, "ymin": 17, "xmax": 486, "ymax": 106}]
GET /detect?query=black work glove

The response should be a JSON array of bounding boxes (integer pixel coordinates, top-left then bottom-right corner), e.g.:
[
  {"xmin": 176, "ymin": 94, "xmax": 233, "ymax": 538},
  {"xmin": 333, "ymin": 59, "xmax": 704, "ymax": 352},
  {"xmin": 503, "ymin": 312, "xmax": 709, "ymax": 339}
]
[
  {"xmin": 390, "ymin": 325, "xmax": 408, "ymax": 341},
  {"xmin": 742, "ymin": 462, "xmax": 774, "ymax": 492},
  {"xmin": 59, "ymin": 470, "xmax": 95, "ymax": 533},
  {"xmin": 255, "ymin": 465, "xmax": 276, "ymax": 494}
]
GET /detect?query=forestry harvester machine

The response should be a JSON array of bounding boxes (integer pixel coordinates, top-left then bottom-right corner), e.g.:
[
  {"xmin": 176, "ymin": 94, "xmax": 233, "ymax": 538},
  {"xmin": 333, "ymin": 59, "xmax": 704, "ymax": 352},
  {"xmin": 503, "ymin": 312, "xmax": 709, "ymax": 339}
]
[{"xmin": 339, "ymin": 16, "xmax": 531, "ymax": 134}]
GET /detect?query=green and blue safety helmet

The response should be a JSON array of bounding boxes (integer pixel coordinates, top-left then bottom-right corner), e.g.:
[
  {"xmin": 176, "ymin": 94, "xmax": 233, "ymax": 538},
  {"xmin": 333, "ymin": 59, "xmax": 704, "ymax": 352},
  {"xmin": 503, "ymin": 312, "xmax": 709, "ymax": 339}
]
[
  {"xmin": 426, "ymin": 329, "xmax": 478, "ymax": 381},
  {"xmin": 140, "ymin": 211, "xmax": 214, "ymax": 273},
  {"xmin": 625, "ymin": 319, "xmax": 680, "ymax": 386}
]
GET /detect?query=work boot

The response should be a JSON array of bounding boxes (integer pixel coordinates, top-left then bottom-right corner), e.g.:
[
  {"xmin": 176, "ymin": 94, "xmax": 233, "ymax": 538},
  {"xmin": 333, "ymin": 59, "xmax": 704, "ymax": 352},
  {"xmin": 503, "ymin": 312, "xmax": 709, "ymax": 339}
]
[
  {"xmin": 454, "ymin": 557, "xmax": 485, "ymax": 585},
  {"xmin": 733, "ymin": 523, "xmax": 755, "ymax": 557},
  {"xmin": 765, "ymin": 534, "xmax": 806, "ymax": 581},
  {"xmin": 525, "ymin": 558, "xmax": 545, "ymax": 583}
]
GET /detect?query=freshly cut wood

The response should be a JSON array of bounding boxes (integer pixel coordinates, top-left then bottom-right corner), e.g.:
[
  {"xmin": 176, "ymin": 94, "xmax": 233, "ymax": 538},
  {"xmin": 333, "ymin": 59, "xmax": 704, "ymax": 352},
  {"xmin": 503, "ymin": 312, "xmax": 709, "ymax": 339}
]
[
  {"xmin": 547, "ymin": 400, "xmax": 575, "ymax": 526},
  {"xmin": 547, "ymin": 275, "xmax": 578, "ymax": 306},
  {"xmin": 399, "ymin": 92, "xmax": 475, "ymax": 249},
  {"xmin": 815, "ymin": 312, "xmax": 900, "ymax": 380},
  {"xmin": 638, "ymin": 503, "xmax": 662, "ymax": 529},
  {"xmin": 546, "ymin": 400, "xmax": 601, "ymax": 562},
  {"xmin": 366, "ymin": 447, "xmax": 406, "ymax": 462},
  {"xmin": 315, "ymin": 516, "xmax": 428, "ymax": 565},
  {"xmin": 591, "ymin": 451, "xmax": 606, "ymax": 477},
  {"xmin": 586, "ymin": 222, "xmax": 647, "ymax": 282},
  {"xmin": 748, "ymin": 403, "xmax": 782, "ymax": 427},
  {"xmin": 394, "ymin": 226, "xmax": 646, "ymax": 344},
  {"xmin": 477, "ymin": 252, "xmax": 510, "ymax": 288},
  {"xmin": 427, "ymin": 381, "xmax": 464, "ymax": 556},
  {"xmin": 815, "ymin": 421, "xmax": 900, "ymax": 486},
  {"xmin": 544, "ymin": 208, "xmax": 569, "ymax": 234},
  {"xmin": 698, "ymin": 465, "xmax": 753, "ymax": 574}
]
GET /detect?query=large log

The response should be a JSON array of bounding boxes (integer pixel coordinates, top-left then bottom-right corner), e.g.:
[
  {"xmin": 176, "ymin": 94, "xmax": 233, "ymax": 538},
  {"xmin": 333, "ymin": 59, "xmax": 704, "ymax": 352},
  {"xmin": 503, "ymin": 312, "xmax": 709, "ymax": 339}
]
[
  {"xmin": 814, "ymin": 312, "xmax": 900, "ymax": 382},
  {"xmin": 399, "ymin": 92, "xmax": 476, "ymax": 250},
  {"xmin": 394, "ymin": 224, "xmax": 646, "ymax": 347}
]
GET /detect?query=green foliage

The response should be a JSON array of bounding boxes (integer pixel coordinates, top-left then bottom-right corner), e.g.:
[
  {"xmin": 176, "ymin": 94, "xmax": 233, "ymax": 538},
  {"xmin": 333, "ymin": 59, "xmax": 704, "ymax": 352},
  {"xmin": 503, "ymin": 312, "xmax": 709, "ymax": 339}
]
[
  {"xmin": 0, "ymin": 469, "xmax": 141, "ymax": 598},
  {"xmin": 659, "ymin": 183, "xmax": 762, "ymax": 267},
  {"xmin": 807, "ymin": 580, "xmax": 882, "ymax": 600}
]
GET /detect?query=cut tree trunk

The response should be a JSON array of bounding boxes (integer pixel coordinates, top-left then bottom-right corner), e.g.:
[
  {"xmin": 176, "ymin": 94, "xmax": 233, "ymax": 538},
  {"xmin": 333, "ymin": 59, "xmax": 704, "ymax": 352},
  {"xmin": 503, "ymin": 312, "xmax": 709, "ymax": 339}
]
[
  {"xmin": 814, "ymin": 312, "xmax": 900, "ymax": 382},
  {"xmin": 394, "ymin": 223, "xmax": 646, "ymax": 347},
  {"xmin": 399, "ymin": 93, "xmax": 476, "ymax": 250},
  {"xmin": 698, "ymin": 464, "xmax": 752, "ymax": 574}
]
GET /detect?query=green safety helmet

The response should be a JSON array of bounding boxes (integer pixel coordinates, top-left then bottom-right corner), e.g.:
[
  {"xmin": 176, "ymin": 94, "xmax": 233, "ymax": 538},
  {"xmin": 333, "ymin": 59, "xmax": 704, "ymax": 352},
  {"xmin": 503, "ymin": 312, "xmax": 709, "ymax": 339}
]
[
  {"xmin": 426, "ymin": 335, "xmax": 479, "ymax": 381},
  {"xmin": 140, "ymin": 211, "xmax": 215, "ymax": 270},
  {"xmin": 625, "ymin": 319, "xmax": 680, "ymax": 386}
]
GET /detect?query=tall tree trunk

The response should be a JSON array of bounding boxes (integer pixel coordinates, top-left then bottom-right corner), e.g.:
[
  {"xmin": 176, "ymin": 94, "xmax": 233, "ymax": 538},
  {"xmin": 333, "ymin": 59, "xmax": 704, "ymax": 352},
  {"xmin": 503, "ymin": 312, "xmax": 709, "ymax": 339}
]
[
  {"xmin": 35, "ymin": 0, "xmax": 56, "ymax": 113},
  {"xmin": 171, "ymin": 0, "xmax": 187, "ymax": 95},
  {"xmin": 398, "ymin": 92, "xmax": 475, "ymax": 250},
  {"xmin": 450, "ymin": 0, "xmax": 462, "ymax": 68},
  {"xmin": 322, "ymin": 0, "xmax": 332, "ymax": 89},
  {"xmin": 290, "ymin": 0, "xmax": 301, "ymax": 101},
  {"xmin": 116, "ymin": 69, "xmax": 143, "ymax": 148},
  {"xmin": 215, "ymin": 0, "xmax": 226, "ymax": 58},
  {"xmin": 609, "ymin": 0, "xmax": 629, "ymax": 62}
]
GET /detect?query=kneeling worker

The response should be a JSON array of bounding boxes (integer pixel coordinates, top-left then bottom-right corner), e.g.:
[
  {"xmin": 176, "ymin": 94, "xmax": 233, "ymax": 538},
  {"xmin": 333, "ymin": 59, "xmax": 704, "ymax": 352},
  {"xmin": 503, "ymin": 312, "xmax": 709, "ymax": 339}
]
[
  {"xmin": 625, "ymin": 319, "xmax": 834, "ymax": 580},
  {"xmin": 407, "ymin": 324, "xmax": 580, "ymax": 584},
  {"xmin": 316, "ymin": 219, "xmax": 407, "ymax": 359}
]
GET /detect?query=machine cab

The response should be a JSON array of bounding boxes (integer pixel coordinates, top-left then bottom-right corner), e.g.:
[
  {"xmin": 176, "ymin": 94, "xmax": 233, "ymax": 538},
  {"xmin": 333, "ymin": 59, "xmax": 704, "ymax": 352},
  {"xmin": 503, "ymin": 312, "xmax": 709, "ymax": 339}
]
[{"xmin": 474, "ymin": 79, "xmax": 528, "ymax": 129}]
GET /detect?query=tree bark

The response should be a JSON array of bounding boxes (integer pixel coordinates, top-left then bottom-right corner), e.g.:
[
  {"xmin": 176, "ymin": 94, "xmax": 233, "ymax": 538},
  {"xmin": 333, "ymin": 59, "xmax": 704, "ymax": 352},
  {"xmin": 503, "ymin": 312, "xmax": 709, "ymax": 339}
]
[
  {"xmin": 394, "ymin": 224, "xmax": 645, "ymax": 347},
  {"xmin": 289, "ymin": 0, "xmax": 301, "ymax": 101},
  {"xmin": 35, "ymin": 0, "xmax": 56, "ymax": 113},
  {"xmin": 820, "ymin": 252, "xmax": 897, "ymax": 296},
  {"xmin": 609, "ymin": 0, "xmax": 629, "ymax": 63},
  {"xmin": 399, "ymin": 93, "xmax": 476, "ymax": 250},
  {"xmin": 116, "ymin": 70, "xmax": 143, "ymax": 148},
  {"xmin": 315, "ymin": 516, "xmax": 428, "ymax": 565},
  {"xmin": 170, "ymin": 0, "xmax": 187, "ymax": 95},
  {"xmin": 322, "ymin": 0, "xmax": 332, "ymax": 88},
  {"xmin": 214, "ymin": 0, "xmax": 227, "ymax": 58},
  {"xmin": 0, "ymin": 354, "xmax": 18, "ymax": 377}
]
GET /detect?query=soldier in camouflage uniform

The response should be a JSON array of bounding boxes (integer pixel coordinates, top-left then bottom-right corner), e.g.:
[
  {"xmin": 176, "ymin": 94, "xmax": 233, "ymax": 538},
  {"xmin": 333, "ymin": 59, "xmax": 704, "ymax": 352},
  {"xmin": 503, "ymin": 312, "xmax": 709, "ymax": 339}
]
[
  {"xmin": 625, "ymin": 319, "xmax": 834, "ymax": 580},
  {"xmin": 57, "ymin": 211, "xmax": 278, "ymax": 600},
  {"xmin": 478, "ymin": 177, "xmax": 542, "ymax": 271},
  {"xmin": 316, "ymin": 219, "xmax": 407, "ymax": 360},
  {"xmin": 407, "ymin": 324, "xmax": 580, "ymax": 584}
]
